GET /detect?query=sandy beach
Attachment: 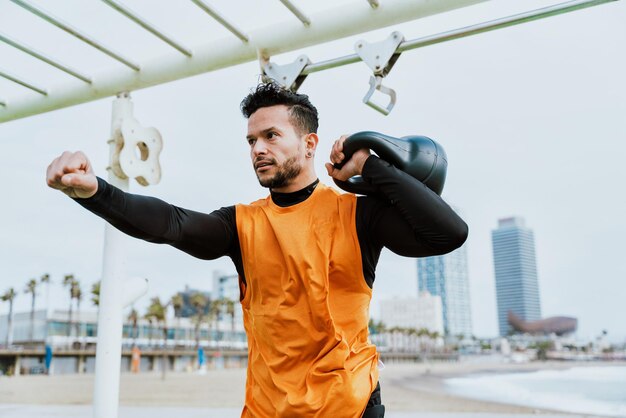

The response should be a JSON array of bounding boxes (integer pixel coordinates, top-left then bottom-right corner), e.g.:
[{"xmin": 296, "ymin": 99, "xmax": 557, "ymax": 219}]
[{"xmin": 2, "ymin": 360, "xmax": 622, "ymax": 416}]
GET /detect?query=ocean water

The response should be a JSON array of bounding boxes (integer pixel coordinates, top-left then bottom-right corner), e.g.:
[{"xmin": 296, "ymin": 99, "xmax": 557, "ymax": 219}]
[{"xmin": 445, "ymin": 366, "xmax": 626, "ymax": 417}]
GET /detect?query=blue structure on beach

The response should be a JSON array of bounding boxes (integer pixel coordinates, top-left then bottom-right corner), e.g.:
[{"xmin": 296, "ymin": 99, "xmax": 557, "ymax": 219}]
[{"xmin": 492, "ymin": 217, "xmax": 542, "ymax": 336}]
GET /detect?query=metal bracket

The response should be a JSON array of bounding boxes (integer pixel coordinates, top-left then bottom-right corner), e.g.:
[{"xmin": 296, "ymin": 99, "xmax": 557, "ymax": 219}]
[
  {"xmin": 363, "ymin": 75, "xmax": 397, "ymax": 115},
  {"xmin": 355, "ymin": 31, "xmax": 404, "ymax": 115},
  {"xmin": 262, "ymin": 54, "xmax": 311, "ymax": 91},
  {"xmin": 119, "ymin": 117, "xmax": 163, "ymax": 186}
]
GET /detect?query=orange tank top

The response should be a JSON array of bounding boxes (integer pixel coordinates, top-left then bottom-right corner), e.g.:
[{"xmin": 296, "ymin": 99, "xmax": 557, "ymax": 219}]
[{"xmin": 236, "ymin": 183, "xmax": 379, "ymax": 418}]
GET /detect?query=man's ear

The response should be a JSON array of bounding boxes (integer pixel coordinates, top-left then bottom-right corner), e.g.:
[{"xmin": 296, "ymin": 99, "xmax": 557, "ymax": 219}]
[{"xmin": 305, "ymin": 133, "xmax": 319, "ymax": 152}]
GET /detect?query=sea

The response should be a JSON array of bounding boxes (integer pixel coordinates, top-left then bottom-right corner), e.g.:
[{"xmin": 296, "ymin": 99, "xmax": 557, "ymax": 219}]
[{"xmin": 445, "ymin": 365, "xmax": 626, "ymax": 417}]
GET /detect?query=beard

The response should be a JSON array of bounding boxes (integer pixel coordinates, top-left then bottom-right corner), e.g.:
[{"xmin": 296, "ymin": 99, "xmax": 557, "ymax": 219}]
[{"xmin": 255, "ymin": 155, "xmax": 302, "ymax": 189}]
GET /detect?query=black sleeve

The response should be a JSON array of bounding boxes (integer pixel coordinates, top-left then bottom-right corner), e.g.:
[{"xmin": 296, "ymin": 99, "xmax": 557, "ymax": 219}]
[
  {"xmin": 74, "ymin": 177, "xmax": 240, "ymax": 262},
  {"xmin": 356, "ymin": 155, "xmax": 469, "ymax": 286}
]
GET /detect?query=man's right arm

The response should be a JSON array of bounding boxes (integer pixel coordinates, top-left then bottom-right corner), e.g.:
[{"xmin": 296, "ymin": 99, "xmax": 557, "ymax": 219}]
[
  {"xmin": 76, "ymin": 177, "xmax": 236, "ymax": 260},
  {"xmin": 46, "ymin": 151, "xmax": 237, "ymax": 260}
]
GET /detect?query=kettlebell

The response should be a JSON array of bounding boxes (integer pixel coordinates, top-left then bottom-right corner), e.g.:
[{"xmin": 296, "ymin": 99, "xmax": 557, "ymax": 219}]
[{"xmin": 332, "ymin": 131, "xmax": 448, "ymax": 196}]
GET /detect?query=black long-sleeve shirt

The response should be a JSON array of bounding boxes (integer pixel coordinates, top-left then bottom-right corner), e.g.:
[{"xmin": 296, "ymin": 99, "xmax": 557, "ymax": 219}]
[{"xmin": 75, "ymin": 155, "xmax": 468, "ymax": 288}]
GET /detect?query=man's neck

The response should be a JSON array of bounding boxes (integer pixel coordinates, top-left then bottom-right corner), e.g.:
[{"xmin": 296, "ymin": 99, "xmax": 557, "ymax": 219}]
[{"xmin": 270, "ymin": 179, "xmax": 319, "ymax": 208}]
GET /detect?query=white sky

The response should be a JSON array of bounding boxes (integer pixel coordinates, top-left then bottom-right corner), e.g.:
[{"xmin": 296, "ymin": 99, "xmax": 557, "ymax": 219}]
[{"xmin": 0, "ymin": 0, "xmax": 624, "ymax": 342}]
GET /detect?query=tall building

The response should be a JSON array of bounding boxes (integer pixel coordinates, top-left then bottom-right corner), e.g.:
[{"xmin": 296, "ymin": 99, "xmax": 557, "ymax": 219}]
[
  {"xmin": 379, "ymin": 292, "xmax": 444, "ymax": 334},
  {"xmin": 417, "ymin": 243, "xmax": 472, "ymax": 337},
  {"xmin": 492, "ymin": 217, "xmax": 542, "ymax": 336}
]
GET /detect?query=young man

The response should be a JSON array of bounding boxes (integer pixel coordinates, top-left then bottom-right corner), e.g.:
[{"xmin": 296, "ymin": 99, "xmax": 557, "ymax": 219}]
[{"xmin": 46, "ymin": 82, "xmax": 468, "ymax": 418}]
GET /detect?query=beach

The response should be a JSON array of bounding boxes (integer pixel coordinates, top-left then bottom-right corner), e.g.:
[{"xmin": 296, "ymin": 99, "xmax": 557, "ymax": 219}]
[{"xmin": 2, "ymin": 360, "xmax": 623, "ymax": 417}]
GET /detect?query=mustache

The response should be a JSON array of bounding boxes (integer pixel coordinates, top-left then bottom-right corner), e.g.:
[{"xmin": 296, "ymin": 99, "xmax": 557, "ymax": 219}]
[{"xmin": 254, "ymin": 157, "xmax": 276, "ymax": 168}]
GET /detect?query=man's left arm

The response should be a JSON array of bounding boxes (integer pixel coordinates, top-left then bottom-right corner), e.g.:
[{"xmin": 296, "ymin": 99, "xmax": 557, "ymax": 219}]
[{"xmin": 358, "ymin": 155, "xmax": 468, "ymax": 257}]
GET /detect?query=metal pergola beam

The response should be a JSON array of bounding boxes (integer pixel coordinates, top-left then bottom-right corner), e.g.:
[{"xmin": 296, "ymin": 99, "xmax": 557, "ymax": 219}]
[
  {"xmin": 0, "ymin": 0, "xmax": 491, "ymax": 123},
  {"xmin": 0, "ymin": 68, "xmax": 47, "ymax": 95},
  {"xmin": 101, "ymin": 0, "xmax": 193, "ymax": 57},
  {"xmin": 10, "ymin": 0, "xmax": 141, "ymax": 71},
  {"xmin": 191, "ymin": 0, "xmax": 249, "ymax": 42},
  {"xmin": 0, "ymin": 32, "xmax": 92, "ymax": 83},
  {"xmin": 279, "ymin": 0, "xmax": 311, "ymax": 26}
]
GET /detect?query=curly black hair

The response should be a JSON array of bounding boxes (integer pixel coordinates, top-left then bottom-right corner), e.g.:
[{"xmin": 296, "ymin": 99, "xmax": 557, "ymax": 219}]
[{"xmin": 240, "ymin": 82, "xmax": 318, "ymax": 135}]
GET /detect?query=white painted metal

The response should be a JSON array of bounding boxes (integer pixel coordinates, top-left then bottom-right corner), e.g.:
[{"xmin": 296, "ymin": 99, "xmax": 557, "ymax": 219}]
[
  {"xmin": 101, "ymin": 0, "xmax": 192, "ymax": 57},
  {"xmin": 0, "ymin": 69, "xmax": 47, "ymax": 95},
  {"xmin": 263, "ymin": 55, "xmax": 311, "ymax": 91},
  {"xmin": 279, "ymin": 0, "xmax": 311, "ymax": 26},
  {"xmin": 118, "ymin": 117, "xmax": 163, "ymax": 186},
  {"xmin": 0, "ymin": 32, "xmax": 92, "ymax": 83},
  {"xmin": 10, "ymin": 0, "xmax": 140, "ymax": 71},
  {"xmin": 0, "ymin": 0, "xmax": 490, "ymax": 123},
  {"xmin": 355, "ymin": 31, "xmax": 403, "ymax": 76},
  {"xmin": 191, "ymin": 0, "xmax": 249, "ymax": 42},
  {"xmin": 92, "ymin": 93, "xmax": 147, "ymax": 418}
]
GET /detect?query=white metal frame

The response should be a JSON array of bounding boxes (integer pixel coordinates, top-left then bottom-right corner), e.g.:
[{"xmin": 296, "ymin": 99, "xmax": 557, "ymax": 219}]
[{"xmin": 0, "ymin": 1, "xmax": 619, "ymax": 417}]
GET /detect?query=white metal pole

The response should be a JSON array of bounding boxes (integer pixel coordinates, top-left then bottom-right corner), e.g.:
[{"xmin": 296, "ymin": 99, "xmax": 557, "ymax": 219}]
[{"xmin": 92, "ymin": 92, "xmax": 132, "ymax": 418}]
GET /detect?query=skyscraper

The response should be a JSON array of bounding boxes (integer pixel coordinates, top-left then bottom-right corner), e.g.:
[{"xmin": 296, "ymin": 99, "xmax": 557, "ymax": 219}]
[
  {"xmin": 417, "ymin": 243, "xmax": 472, "ymax": 337},
  {"xmin": 492, "ymin": 217, "xmax": 542, "ymax": 336}
]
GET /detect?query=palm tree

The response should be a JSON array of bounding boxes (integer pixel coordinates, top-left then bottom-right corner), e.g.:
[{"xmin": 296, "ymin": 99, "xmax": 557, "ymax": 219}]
[
  {"xmin": 91, "ymin": 281, "xmax": 100, "ymax": 307},
  {"xmin": 209, "ymin": 298, "xmax": 222, "ymax": 348},
  {"xmin": 40, "ymin": 274, "xmax": 51, "ymax": 315},
  {"xmin": 24, "ymin": 278, "xmax": 38, "ymax": 341},
  {"xmin": 127, "ymin": 308, "xmax": 139, "ymax": 347},
  {"xmin": 1, "ymin": 288, "xmax": 17, "ymax": 346},
  {"xmin": 145, "ymin": 297, "xmax": 168, "ymax": 379},
  {"xmin": 223, "ymin": 298, "xmax": 236, "ymax": 336},
  {"xmin": 170, "ymin": 293, "xmax": 183, "ymax": 341},
  {"xmin": 63, "ymin": 274, "xmax": 75, "ymax": 337},
  {"xmin": 71, "ymin": 280, "xmax": 82, "ymax": 338},
  {"xmin": 190, "ymin": 292, "xmax": 208, "ymax": 350}
]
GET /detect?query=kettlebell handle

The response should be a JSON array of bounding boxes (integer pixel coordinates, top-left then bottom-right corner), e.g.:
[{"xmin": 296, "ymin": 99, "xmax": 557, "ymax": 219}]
[{"xmin": 332, "ymin": 131, "xmax": 448, "ymax": 196}]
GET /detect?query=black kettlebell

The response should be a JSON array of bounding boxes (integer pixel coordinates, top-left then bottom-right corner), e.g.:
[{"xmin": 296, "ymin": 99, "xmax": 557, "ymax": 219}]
[{"xmin": 332, "ymin": 131, "xmax": 448, "ymax": 196}]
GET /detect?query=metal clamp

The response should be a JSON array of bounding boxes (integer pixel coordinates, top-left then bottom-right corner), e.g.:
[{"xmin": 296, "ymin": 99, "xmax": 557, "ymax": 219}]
[
  {"xmin": 119, "ymin": 117, "xmax": 163, "ymax": 186},
  {"xmin": 355, "ymin": 31, "xmax": 404, "ymax": 115},
  {"xmin": 262, "ymin": 54, "xmax": 311, "ymax": 91},
  {"xmin": 110, "ymin": 116, "xmax": 163, "ymax": 186}
]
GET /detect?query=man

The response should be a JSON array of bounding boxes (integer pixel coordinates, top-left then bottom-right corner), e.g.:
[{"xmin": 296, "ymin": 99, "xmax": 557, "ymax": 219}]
[{"xmin": 46, "ymin": 82, "xmax": 468, "ymax": 417}]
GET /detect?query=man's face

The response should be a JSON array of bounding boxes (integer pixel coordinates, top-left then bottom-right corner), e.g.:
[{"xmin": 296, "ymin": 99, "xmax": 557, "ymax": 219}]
[{"xmin": 246, "ymin": 105, "xmax": 306, "ymax": 189}]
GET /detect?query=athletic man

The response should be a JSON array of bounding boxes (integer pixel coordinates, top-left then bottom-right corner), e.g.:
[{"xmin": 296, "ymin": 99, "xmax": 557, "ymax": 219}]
[{"xmin": 46, "ymin": 82, "xmax": 468, "ymax": 417}]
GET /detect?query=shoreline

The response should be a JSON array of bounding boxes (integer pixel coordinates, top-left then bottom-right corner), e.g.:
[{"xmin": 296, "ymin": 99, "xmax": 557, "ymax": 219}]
[{"xmin": 1, "ymin": 359, "xmax": 623, "ymax": 416}]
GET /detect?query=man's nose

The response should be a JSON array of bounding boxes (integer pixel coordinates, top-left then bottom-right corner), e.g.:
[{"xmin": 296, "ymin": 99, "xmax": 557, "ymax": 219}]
[{"xmin": 251, "ymin": 140, "xmax": 268, "ymax": 156}]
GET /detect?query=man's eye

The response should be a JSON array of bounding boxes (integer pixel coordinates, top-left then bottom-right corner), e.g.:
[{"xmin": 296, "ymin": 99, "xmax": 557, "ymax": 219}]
[
  {"xmin": 267, "ymin": 132, "xmax": 276, "ymax": 139},
  {"xmin": 248, "ymin": 139, "xmax": 255, "ymax": 146}
]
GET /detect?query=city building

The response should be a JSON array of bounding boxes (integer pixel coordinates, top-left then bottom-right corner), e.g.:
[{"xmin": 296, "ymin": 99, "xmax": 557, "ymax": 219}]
[
  {"xmin": 379, "ymin": 292, "xmax": 444, "ymax": 335},
  {"xmin": 417, "ymin": 240, "xmax": 472, "ymax": 337},
  {"xmin": 492, "ymin": 217, "xmax": 542, "ymax": 336}
]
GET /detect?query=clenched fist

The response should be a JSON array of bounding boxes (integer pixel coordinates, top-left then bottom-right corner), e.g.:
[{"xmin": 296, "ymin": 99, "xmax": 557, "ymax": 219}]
[
  {"xmin": 46, "ymin": 151, "xmax": 98, "ymax": 199},
  {"xmin": 324, "ymin": 135, "xmax": 371, "ymax": 181}
]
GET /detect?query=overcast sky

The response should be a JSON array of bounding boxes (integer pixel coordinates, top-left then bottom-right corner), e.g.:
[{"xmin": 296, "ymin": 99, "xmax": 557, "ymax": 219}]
[{"xmin": 0, "ymin": 0, "xmax": 624, "ymax": 342}]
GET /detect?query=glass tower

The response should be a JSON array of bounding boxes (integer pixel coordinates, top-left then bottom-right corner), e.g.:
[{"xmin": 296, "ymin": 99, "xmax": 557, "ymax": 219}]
[
  {"xmin": 492, "ymin": 217, "xmax": 542, "ymax": 336},
  {"xmin": 417, "ymin": 243, "xmax": 472, "ymax": 337}
]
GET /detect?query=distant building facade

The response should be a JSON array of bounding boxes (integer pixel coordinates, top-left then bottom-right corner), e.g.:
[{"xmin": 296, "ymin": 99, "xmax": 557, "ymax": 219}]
[
  {"xmin": 417, "ymin": 242, "xmax": 472, "ymax": 337},
  {"xmin": 379, "ymin": 292, "xmax": 444, "ymax": 334},
  {"xmin": 178, "ymin": 286, "xmax": 211, "ymax": 318},
  {"xmin": 212, "ymin": 271, "xmax": 244, "ymax": 332},
  {"xmin": 492, "ymin": 217, "xmax": 542, "ymax": 336}
]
